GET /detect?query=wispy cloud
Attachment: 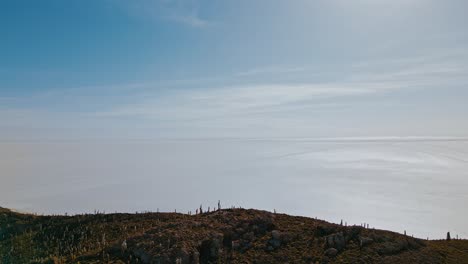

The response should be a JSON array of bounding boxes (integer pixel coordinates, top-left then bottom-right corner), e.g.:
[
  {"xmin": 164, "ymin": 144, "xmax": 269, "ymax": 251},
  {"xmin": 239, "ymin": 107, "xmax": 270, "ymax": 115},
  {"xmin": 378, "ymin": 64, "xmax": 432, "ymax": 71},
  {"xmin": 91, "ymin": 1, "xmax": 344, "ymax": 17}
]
[
  {"xmin": 236, "ymin": 66, "xmax": 306, "ymax": 76},
  {"xmin": 350, "ymin": 52, "xmax": 468, "ymax": 88},
  {"xmin": 97, "ymin": 49, "xmax": 468, "ymax": 121},
  {"xmin": 95, "ymin": 83, "xmax": 376, "ymax": 120},
  {"xmin": 114, "ymin": 0, "xmax": 210, "ymax": 28},
  {"xmin": 167, "ymin": 14, "xmax": 208, "ymax": 28},
  {"xmin": 3, "ymin": 47, "xmax": 468, "ymax": 139}
]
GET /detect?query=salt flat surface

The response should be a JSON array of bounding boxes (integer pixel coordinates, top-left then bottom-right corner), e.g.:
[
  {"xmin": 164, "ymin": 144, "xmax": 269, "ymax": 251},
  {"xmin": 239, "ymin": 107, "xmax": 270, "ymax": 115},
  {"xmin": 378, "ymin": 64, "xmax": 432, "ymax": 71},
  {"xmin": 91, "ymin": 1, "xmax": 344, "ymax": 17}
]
[{"xmin": 1, "ymin": 138, "xmax": 467, "ymax": 239}]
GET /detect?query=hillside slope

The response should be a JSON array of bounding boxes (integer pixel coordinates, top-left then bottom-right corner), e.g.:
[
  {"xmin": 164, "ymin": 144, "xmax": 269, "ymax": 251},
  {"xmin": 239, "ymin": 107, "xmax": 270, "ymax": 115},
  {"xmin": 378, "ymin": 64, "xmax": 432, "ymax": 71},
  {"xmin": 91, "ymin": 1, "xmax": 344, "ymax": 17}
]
[{"xmin": 1, "ymin": 207, "xmax": 467, "ymax": 263}]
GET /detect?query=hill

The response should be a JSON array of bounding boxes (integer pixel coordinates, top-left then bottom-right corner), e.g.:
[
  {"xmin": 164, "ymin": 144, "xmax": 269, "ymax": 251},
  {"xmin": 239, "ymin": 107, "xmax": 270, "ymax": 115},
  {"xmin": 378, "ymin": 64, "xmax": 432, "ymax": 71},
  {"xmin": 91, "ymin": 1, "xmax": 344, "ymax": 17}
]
[{"xmin": 1, "ymin": 207, "xmax": 467, "ymax": 263}]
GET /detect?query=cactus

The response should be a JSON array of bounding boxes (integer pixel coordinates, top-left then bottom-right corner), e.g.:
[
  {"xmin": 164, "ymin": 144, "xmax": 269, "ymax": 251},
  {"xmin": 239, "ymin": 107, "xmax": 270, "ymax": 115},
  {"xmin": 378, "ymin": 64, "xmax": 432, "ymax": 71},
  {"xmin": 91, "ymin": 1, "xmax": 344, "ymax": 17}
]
[{"xmin": 121, "ymin": 240, "xmax": 127, "ymax": 252}]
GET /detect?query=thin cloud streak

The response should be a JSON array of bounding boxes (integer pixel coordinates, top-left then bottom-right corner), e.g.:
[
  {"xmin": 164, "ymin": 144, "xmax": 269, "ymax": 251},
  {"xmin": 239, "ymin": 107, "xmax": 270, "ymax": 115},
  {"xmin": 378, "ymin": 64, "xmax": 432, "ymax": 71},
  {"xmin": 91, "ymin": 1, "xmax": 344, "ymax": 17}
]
[
  {"xmin": 113, "ymin": 0, "xmax": 211, "ymax": 28},
  {"xmin": 236, "ymin": 66, "xmax": 307, "ymax": 76},
  {"xmin": 2, "ymin": 49, "xmax": 468, "ymax": 139},
  {"xmin": 98, "ymin": 52, "xmax": 468, "ymax": 120}
]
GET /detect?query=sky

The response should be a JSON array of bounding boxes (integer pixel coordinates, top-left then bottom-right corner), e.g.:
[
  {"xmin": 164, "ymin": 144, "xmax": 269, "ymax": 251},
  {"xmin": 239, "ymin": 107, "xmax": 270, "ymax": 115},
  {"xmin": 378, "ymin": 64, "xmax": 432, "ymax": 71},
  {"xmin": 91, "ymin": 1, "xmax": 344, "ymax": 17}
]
[
  {"xmin": 1, "ymin": 0, "xmax": 468, "ymax": 140},
  {"xmin": 1, "ymin": 1, "xmax": 468, "ymax": 238}
]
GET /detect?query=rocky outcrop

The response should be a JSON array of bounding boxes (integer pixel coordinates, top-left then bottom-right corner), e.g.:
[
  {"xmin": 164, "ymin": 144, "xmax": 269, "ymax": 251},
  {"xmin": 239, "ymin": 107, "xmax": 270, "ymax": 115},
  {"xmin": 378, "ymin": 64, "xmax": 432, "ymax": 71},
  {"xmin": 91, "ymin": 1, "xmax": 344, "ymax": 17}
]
[{"xmin": 324, "ymin": 232, "xmax": 345, "ymax": 251}]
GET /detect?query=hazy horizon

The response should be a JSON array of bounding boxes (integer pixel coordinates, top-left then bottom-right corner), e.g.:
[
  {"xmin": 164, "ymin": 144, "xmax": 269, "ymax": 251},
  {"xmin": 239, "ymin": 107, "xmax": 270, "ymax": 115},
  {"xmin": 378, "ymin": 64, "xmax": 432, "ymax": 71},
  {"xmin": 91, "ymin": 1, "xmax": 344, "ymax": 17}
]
[
  {"xmin": 1, "ymin": 0, "xmax": 468, "ymax": 242},
  {"xmin": 2, "ymin": 137, "xmax": 468, "ymax": 240}
]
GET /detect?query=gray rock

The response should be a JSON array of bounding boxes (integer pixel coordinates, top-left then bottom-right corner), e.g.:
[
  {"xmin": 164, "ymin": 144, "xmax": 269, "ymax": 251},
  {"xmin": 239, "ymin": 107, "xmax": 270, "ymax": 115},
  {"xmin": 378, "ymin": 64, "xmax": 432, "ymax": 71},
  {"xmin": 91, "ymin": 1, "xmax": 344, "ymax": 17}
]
[
  {"xmin": 199, "ymin": 238, "xmax": 221, "ymax": 263},
  {"xmin": 272, "ymin": 230, "xmax": 282, "ymax": 240},
  {"xmin": 324, "ymin": 248, "xmax": 338, "ymax": 257},
  {"xmin": 174, "ymin": 247, "xmax": 190, "ymax": 264},
  {"xmin": 267, "ymin": 230, "xmax": 289, "ymax": 250},
  {"xmin": 231, "ymin": 240, "xmax": 240, "ymax": 250},
  {"xmin": 191, "ymin": 250, "xmax": 200, "ymax": 264},
  {"xmin": 359, "ymin": 236, "xmax": 373, "ymax": 248},
  {"xmin": 242, "ymin": 231, "xmax": 255, "ymax": 241},
  {"xmin": 324, "ymin": 232, "xmax": 345, "ymax": 251},
  {"xmin": 377, "ymin": 240, "xmax": 409, "ymax": 256},
  {"xmin": 269, "ymin": 238, "xmax": 282, "ymax": 249},
  {"xmin": 132, "ymin": 248, "xmax": 152, "ymax": 264}
]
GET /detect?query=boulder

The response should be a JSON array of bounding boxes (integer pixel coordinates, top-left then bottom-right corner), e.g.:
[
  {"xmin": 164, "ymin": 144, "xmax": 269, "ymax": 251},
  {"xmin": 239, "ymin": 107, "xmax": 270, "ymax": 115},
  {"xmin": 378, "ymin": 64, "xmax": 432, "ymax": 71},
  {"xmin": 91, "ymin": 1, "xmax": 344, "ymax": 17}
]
[
  {"xmin": 272, "ymin": 230, "xmax": 282, "ymax": 240},
  {"xmin": 324, "ymin": 232, "xmax": 345, "ymax": 251},
  {"xmin": 344, "ymin": 226, "xmax": 361, "ymax": 242},
  {"xmin": 324, "ymin": 248, "xmax": 338, "ymax": 257},
  {"xmin": 173, "ymin": 247, "xmax": 190, "ymax": 264},
  {"xmin": 266, "ymin": 230, "xmax": 292, "ymax": 250},
  {"xmin": 242, "ymin": 231, "xmax": 255, "ymax": 241},
  {"xmin": 231, "ymin": 240, "xmax": 240, "ymax": 250},
  {"xmin": 377, "ymin": 240, "xmax": 408, "ymax": 256},
  {"xmin": 191, "ymin": 250, "xmax": 200, "ymax": 264},
  {"xmin": 199, "ymin": 238, "xmax": 221, "ymax": 263},
  {"xmin": 316, "ymin": 225, "xmax": 337, "ymax": 237},
  {"xmin": 268, "ymin": 238, "xmax": 282, "ymax": 249},
  {"xmin": 132, "ymin": 248, "xmax": 152, "ymax": 264},
  {"xmin": 359, "ymin": 236, "xmax": 374, "ymax": 248}
]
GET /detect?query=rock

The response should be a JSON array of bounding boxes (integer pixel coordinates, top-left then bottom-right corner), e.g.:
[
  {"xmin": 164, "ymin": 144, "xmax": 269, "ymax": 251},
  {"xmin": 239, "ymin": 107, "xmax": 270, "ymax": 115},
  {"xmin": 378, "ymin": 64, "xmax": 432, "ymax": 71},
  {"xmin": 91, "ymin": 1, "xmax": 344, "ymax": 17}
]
[
  {"xmin": 324, "ymin": 232, "xmax": 345, "ymax": 251},
  {"xmin": 132, "ymin": 248, "xmax": 152, "ymax": 264},
  {"xmin": 251, "ymin": 215, "xmax": 275, "ymax": 235},
  {"xmin": 344, "ymin": 226, "xmax": 361, "ymax": 242},
  {"xmin": 408, "ymin": 238, "xmax": 425, "ymax": 249},
  {"xmin": 266, "ymin": 230, "xmax": 293, "ymax": 250},
  {"xmin": 223, "ymin": 231, "xmax": 234, "ymax": 248},
  {"xmin": 240, "ymin": 240, "xmax": 252, "ymax": 253},
  {"xmin": 231, "ymin": 240, "xmax": 240, "ymax": 250},
  {"xmin": 242, "ymin": 231, "xmax": 255, "ymax": 241},
  {"xmin": 173, "ymin": 247, "xmax": 190, "ymax": 264},
  {"xmin": 324, "ymin": 248, "xmax": 338, "ymax": 257},
  {"xmin": 370, "ymin": 233, "xmax": 387, "ymax": 243},
  {"xmin": 377, "ymin": 240, "xmax": 408, "ymax": 256},
  {"xmin": 321, "ymin": 255, "xmax": 330, "ymax": 264},
  {"xmin": 191, "ymin": 250, "xmax": 200, "ymax": 264},
  {"xmin": 199, "ymin": 238, "xmax": 221, "ymax": 263},
  {"xmin": 268, "ymin": 238, "xmax": 282, "ymax": 249},
  {"xmin": 359, "ymin": 236, "xmax": 374, "ymax": 248},
  {"xmin": 316, "ymin": 225, "xmax": 337, "ymax": 237},
  {"xmin": 153, "ymin": 255, "xmax": 171, "ymax": 264},
  {"xmin": 236, "ymin": 227, "xmax": 246, "ymax": 235},
  {"xmin": 273, "ymin": 230, "xmax": 292, "ymax": 242},
  {"xmin": 272, "ymin": 230, "xmax": 282, "ymax": 240}
]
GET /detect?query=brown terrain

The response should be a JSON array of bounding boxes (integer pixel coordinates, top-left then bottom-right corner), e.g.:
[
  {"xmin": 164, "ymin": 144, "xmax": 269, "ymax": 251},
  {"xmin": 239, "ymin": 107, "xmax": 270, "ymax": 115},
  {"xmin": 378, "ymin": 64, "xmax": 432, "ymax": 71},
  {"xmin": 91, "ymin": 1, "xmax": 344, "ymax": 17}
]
[{"xmin": 1, "ymin": 206, "xmax": 467, "ymax": 263}]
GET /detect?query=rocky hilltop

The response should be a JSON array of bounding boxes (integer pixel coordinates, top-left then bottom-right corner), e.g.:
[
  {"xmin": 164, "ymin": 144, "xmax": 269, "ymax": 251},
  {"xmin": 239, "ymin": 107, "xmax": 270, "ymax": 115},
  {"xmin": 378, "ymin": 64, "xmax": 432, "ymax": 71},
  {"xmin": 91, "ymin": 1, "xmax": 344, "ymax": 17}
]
[{"xmin": 1, "ymin": 207, "xmax": 467, "ymax": 263}]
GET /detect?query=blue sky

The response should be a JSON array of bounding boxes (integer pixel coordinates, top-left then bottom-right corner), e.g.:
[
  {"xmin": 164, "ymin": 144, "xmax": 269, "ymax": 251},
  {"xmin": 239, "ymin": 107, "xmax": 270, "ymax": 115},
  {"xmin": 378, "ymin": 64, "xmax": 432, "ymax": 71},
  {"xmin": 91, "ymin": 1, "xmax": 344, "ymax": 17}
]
[{"xmin": 1, "ymin": 0, "xmax": 468, "ymax": 140}]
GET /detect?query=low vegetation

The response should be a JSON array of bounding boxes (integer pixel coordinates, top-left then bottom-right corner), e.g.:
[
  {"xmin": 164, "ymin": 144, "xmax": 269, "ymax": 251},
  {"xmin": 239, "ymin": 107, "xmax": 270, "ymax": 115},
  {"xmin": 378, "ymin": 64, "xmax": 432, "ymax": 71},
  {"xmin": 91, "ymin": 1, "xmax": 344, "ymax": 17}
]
[{"xmin": 1, "ymin": 206, "xmax": 467, "ymax": 263}]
